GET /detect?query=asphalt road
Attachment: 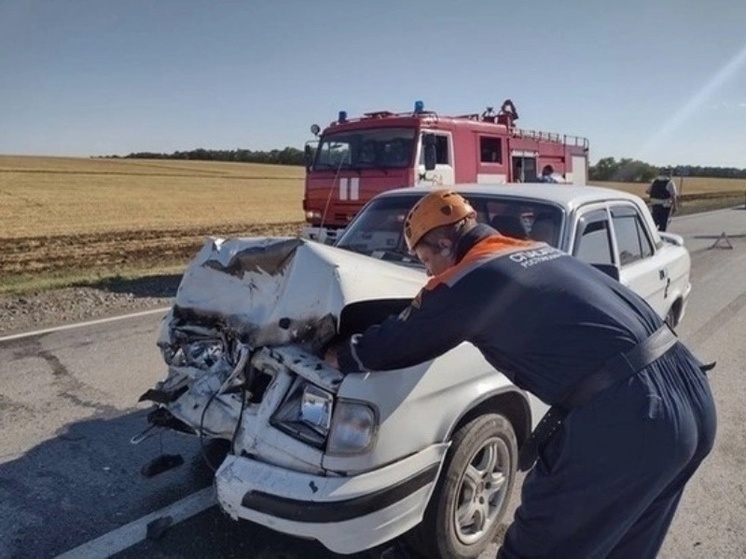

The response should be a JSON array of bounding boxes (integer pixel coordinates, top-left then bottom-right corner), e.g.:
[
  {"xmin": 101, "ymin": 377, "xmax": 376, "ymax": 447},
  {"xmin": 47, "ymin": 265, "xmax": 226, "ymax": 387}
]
[{"xmin": 1, "ymin": 207, "xmax": 744, "ymax": 559}]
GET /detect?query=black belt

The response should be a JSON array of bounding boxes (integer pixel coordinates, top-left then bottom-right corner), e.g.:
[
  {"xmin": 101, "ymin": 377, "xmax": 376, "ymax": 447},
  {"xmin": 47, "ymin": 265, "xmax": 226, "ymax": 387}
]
[{"xmin": 517, "ymin": 324, "xmax": 680, "ymax": 471}]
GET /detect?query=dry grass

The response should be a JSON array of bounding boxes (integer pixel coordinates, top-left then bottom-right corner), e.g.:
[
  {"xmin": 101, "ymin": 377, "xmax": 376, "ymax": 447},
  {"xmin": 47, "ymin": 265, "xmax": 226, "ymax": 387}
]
[
  {"xmin": 0, "ymin": 155, "xmax": 302, "ymax": 177},
  {"xmin": 0, "ymin": 155, "xmax": 304, "ymax": 238},
  {"xmin": 597, "ymin": 178, "xmax": 746, "ymax": 215},
  {"xmin": 0, "ymin": 156, "xmax": 306, "ymax": 293},
  {"xmin": 597, "ymin": 177, "xmax": 746, "ymax": 197}
]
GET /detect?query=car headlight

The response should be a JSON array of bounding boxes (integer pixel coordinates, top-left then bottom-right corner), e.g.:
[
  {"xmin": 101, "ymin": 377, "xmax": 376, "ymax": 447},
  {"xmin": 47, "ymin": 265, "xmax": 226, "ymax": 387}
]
[
  {"xmin": 300, "ymin": 385, "xmax": 333, "ymax": 433},
  {"xmin": 306, "ymin": 210, "xmax": 322, "ymax": 221},
  {"xmin": 271, "ymin": 380, "xmax": 334, "ymax": 448},
  {"xmin": 327, "ymin": 400, "xmax": 378, "ymax": 455}
]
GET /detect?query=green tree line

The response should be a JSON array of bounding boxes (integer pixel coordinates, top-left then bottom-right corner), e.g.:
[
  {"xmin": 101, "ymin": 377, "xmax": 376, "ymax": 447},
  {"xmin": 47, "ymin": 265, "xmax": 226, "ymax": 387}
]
[
  {"xmin": 102, "ymin": 150, "xmax": 745, "ymax": 181},
  {"xmin": 589, "ymin": 157, "xmax": 746, "ymax": 182},
  {"xmin": 103, "ymin": 147, "xmax": 305, "ymax": 166}
]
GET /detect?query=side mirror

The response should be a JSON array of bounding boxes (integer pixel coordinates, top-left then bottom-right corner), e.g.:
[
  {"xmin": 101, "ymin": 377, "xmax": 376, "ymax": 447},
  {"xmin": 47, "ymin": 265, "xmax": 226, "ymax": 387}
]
[
  {"xmin": 423, "ymin": 133, "xmax": 437, "ymax": 171},
  {"xmin": 590, "ymin": 263, "xmax": 620, "ymax": 281},
  {"xmin": 304, "ymin": 142, "xmax": 317, "ymax": 171}
]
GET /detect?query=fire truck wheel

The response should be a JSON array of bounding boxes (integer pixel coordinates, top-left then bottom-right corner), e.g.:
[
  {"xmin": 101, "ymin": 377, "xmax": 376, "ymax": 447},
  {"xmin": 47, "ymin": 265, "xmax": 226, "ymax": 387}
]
[{"xmin": 406, "ymin": 413, "xmax": 517, "ymax": 559}]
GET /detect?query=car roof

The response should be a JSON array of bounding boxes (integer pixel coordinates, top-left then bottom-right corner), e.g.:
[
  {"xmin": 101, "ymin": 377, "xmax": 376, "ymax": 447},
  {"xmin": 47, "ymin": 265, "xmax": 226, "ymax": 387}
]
[{"xmin": 375, "ymin": 183, "xmax": 642, "ymax": 211}]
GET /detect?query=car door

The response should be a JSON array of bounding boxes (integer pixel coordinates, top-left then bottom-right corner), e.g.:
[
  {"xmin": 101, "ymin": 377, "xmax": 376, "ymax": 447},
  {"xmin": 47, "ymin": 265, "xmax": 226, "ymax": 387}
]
[
  {"xmin": 417, "ymin": 132, "xmax": 455, "ymax": 186},
  {"xmin": 607, "ymin": 203, "xmax": 668, "ymax": 317}
]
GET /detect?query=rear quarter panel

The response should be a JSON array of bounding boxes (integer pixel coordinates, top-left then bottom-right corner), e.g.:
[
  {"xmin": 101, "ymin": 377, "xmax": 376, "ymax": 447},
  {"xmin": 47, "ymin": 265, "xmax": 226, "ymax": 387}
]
[{"xmin": 660, "ymin": 243, "xmax": 692, "ymax": 313}]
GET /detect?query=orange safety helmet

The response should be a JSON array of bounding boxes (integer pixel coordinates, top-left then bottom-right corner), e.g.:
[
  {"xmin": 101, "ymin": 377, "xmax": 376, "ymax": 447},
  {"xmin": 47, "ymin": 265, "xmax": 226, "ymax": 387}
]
[{"xmin": 404, "ymin": 189, "xmax": 476, "ymax": 251}]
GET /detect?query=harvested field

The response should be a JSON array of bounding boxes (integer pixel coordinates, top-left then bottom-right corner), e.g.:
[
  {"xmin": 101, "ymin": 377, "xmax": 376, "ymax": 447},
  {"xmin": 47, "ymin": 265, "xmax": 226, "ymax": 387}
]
[
  {"xmin": 0, "ymin": 156, "xmax": 304, "ymax": 238},
  {"xmin": 0, "ymin": 221, "xmax": 302, "ymax": 286},
  {"xmin": 597, "ymin": 178, "xmax": 746, "ymax": 215},
  {"xmin": 0, "ymin": 155, "xmax": 305, "ymax": 292},
  {"xmin": 1, "ymin": 155, "xmax": 744, "ymax": 294},
  {"xmin": 597, "ymin": 177, "xmax": 746, "ymax": 198}
]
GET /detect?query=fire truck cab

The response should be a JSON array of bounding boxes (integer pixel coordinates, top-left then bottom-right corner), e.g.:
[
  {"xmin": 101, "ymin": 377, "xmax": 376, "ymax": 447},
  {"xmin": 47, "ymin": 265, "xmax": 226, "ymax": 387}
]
[{"xmin": 302, "ymin": 99, "xmax": 589, "ymax": 243}]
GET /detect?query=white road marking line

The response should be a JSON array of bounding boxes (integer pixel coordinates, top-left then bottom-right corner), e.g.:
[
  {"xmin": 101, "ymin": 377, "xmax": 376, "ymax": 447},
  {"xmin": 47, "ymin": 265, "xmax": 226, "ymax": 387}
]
[
  {"xmin": 54, "ymin": 487, "xmax": 216, "ymax": 559},
  {"xmin": 0, "ymin": 307, "xmax": 171, "ymax": 343}
]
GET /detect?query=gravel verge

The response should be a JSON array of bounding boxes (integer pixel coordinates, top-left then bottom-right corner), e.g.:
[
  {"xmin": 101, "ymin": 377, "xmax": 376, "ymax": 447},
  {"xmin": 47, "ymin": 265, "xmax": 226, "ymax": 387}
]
[{"xmin": 0, "ymin": 275, "xmax": 180, "ymax": 337}]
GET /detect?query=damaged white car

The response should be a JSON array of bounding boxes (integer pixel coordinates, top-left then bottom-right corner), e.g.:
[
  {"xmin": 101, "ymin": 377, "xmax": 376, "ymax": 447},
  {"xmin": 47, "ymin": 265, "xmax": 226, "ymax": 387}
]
[{"xmin": 139, "ymin": 184, "xmax": 692, "ymax": 558}]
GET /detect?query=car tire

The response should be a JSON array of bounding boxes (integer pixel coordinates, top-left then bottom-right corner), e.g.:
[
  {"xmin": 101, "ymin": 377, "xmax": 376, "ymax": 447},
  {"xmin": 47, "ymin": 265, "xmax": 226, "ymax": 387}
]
[
  {"xmin": 406, "ymin": 413, "xmax": 517, "ymax": 559},
  {"xmin": 665, "ymin": 305, "xmax": 678, "ymax": 329}
]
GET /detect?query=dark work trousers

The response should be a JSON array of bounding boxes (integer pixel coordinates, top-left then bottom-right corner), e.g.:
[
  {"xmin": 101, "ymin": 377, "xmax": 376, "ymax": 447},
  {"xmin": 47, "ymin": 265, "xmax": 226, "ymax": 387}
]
[
  {"xmin": 651, "ymin": 205, "xmax": 672, "ymax": 231},
  {"xmin": 497, "ymin": 346, "xmax": 717, "ymax": 559}
]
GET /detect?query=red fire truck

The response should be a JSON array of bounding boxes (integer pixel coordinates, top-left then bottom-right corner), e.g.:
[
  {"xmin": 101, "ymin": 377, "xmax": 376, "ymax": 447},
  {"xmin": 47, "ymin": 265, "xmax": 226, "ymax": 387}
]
[{"xmin": 302, "ymin": 99, "xmax": 589, "ymax": 242}]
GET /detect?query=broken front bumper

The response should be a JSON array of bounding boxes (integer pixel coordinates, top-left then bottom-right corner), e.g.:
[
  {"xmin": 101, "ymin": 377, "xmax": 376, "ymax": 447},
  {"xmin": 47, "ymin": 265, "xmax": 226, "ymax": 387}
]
[{"xmin": 216, "ymin": 442, "xmax": 448, "ymax": 554}]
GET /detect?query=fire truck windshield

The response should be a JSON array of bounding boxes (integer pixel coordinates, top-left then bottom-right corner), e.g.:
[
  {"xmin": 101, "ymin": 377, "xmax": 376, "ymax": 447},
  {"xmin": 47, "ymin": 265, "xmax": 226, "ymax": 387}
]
[{"xmin": 313, "ymin": 127, "xmax": 416, "ymax": 171}]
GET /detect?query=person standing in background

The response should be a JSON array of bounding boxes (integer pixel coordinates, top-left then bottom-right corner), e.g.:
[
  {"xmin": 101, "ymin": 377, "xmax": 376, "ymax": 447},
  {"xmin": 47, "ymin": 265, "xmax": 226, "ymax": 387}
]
[{"xmin": 647, "ymin": 173, "xmax": 679, "ymax": 231}]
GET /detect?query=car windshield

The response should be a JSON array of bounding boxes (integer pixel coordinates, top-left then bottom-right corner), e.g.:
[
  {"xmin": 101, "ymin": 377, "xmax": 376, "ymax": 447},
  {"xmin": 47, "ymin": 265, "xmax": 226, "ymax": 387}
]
[
  {"xmin": 313, "ymin": 127, "xmax": 416, "ymax": 171},
  {"xmin": 336, "ymin": 194, "xmax": 565, "ymax": 263}
]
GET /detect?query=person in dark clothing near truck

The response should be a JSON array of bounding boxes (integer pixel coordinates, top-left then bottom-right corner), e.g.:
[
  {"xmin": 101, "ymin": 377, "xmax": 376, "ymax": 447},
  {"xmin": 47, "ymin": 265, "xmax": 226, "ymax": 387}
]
[
  {"xmin": 325, "ymin": 189, "xmax": 716, "ymax": 558},
  {"xmin": 538, "ymin": 164, "xmax": 559, "ymax": 183},
  {"xmin": 647, "ymin": 174, "xmax": 679, "ymax": 231}
]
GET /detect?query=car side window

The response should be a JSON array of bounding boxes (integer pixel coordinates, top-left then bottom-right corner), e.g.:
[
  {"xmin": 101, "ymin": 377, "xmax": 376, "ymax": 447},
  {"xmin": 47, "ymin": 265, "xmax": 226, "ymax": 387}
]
[
  {"xmin": 637, "ymin": 220, "xmax": 653, "ymax": 258},
  {"xmin": 573, "ymin": 209, "xmax": 613, "ymax": 265},
  {"xmin": 610, "ymin": 205, "xmax": 654, "ymax": 266}
]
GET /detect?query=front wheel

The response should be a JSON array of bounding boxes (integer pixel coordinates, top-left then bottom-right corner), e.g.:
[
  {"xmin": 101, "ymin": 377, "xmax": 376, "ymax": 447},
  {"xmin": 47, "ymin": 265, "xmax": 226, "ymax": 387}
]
[
  {"xmin": 665, "ymin": 304, "xmax": 678, "ymax": 329},
  {"xmin": 407, "ymin": 413, "xmax": 517, "ymax": 559}
]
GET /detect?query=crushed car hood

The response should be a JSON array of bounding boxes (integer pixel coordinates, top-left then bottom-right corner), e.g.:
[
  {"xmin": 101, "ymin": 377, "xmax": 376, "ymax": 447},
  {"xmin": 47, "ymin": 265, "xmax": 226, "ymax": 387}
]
[
  {"xmin": 144, "ymin": 237, "xmax": 426, "ymax": 472},
  {"xmin": 159, "ymin": 236, "xmax": 425, "ymax": 351}
]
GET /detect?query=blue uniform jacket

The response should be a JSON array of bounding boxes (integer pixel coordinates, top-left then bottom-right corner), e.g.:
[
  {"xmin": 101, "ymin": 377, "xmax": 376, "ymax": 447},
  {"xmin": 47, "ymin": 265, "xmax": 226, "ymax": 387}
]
[{"xmin": 337, "ymin": 224, "xmax": 665, "ymax": 405}]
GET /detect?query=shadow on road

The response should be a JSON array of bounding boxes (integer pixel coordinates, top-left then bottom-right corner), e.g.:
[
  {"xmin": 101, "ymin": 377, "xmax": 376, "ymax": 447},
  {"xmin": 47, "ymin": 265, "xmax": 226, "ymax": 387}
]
[
  {"xmin": 109, "ymin": 506, "xmax": 420, "ymax": 559},
  {"xmin": 77, "ymin": 274, "xmax": 183, "ymax": 299},
  {"xmin": 0, "ymin": 407, "xmax": 213, "ymax": 559},
  {"xmin": 0, "ymin": 408, "xmax": 422, "ymax": 559}
]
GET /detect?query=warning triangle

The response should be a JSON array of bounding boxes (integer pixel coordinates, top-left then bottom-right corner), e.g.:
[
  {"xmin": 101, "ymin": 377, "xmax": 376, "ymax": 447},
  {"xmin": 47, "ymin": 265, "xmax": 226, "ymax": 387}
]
[{"xmin": 709, "ymin": 232, "xmax": 734, "ymax": 250}]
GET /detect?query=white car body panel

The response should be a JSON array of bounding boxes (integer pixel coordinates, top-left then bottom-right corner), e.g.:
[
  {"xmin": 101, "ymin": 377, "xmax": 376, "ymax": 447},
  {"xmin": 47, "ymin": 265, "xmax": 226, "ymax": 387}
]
[
  {"xmin": 165, "ymin": 236, "xmax": 425, "ymax": 345},
  {"xmin": 217, "ymin": 443, "xmax": 448, "ymax": 554},
  {"xmin": 324, "ymin": 346, "xmax": 542, "ymax": 473},
  {"xmin": 557, "ymin": 191, "xmax": 690, "ymax": 322}
]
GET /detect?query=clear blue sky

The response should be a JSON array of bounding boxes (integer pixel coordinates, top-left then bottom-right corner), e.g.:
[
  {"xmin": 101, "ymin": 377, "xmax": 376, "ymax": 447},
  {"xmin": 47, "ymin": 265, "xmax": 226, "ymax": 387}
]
[{"xmin": 2, "ymin": 0, "xmax": 745, "ymax": 166}]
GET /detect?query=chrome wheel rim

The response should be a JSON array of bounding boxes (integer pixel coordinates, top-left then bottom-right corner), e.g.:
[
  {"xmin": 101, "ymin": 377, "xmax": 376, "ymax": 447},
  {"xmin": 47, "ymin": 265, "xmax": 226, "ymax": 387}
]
[{"xmin": 453, "ymin": 436, "xmax": 510, "ymax": 545}]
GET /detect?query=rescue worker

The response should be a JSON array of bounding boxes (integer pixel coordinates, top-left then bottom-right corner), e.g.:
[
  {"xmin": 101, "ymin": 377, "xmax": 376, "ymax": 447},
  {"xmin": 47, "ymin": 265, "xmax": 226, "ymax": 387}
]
[
  {"xmin": 647, "ymin": 174, "xmax": 679, "ymax": 231},
  {"xmin": 325, "ymin": 189, "xmax": 716, "ymax": 558}
]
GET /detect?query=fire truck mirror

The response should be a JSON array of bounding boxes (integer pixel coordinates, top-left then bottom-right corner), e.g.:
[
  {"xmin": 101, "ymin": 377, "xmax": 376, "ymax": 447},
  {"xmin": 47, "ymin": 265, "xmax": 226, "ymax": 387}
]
[
  {"xmin": 304, "ymin": 143, "xmax": 317, "ymax": 170},
  {"xmin": 423, "ymin": 133, "xmax": 437, "ymax": 171}
]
